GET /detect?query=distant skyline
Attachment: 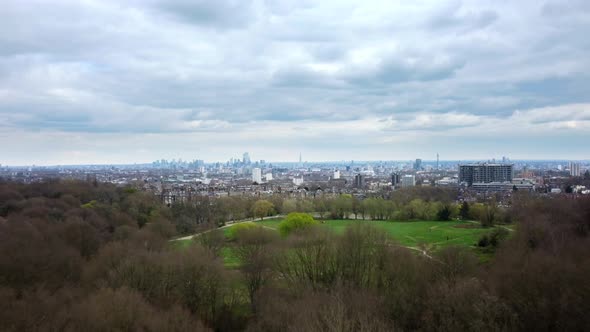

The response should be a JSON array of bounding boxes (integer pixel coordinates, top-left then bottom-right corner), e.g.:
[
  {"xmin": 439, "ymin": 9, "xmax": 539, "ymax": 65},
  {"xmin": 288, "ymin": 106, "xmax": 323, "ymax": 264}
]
[
  {"xmin": 1, "ymin": 0, "xmax": 589, "ymax": 165},
  {"xmin": 3, "ymin": 155, "xmax": 590, "ymax": 168}
]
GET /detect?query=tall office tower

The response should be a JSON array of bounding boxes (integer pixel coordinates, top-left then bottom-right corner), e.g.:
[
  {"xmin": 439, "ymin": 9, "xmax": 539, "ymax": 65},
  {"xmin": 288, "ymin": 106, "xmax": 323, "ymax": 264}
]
[
  {"xmin": 459, "ymin": 163, "xmax": 514, "ymax": 186},
  {"xmin": 436, "ymin": 153, "xmax": 439, "ymax": 170},
  {"xmin": 401, "ymin": 174, "xmax": 416, "ymax": 187},
  {"xmin": 243, "ymin": 152, "xmax": 251, "ymax": 164},
  {"xmin": 391, "ymin": 172, "xmax": 400, "ymax": 186},
  {"xmin": 570, "ymin": 162, "xmax": 581, "ymax": 177},
  {"xmin": 252, "ymin": 167, "xmax": 262, "ymax": 183},
  {"xmin": 354, "ymin": 174, "xmax": 365, "ymax": 188},
  {"xmin": 413, "ymin": 158, "xmax": 422, "ymax": 171}
]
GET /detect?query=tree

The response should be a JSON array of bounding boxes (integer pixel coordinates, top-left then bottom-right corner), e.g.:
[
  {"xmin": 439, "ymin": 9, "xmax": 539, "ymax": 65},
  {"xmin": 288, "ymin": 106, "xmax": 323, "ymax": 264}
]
[
  {"xmin": 278, "ymin": 213, "xmax": 318, "ymax": 237},
  {"xmin": 472, "ymin": 203, "xmax": 497, "ymax": 228},
  {"xmin": 233, "ymin": 227, "xmax": 278, "ymax": 310},
  {"xmin": 281, "ymin": 199, "xmax": 297, "ymax": 214},
  {"xmin": 197, "ymin": 229, "xmax": 225, "ymax": 257},
  {"xmin": 331, "ymin": 195, "xmax": 353, "ymax": 219},
  {"xmin": 459, "ymin": 201, "xmax": 470, "ymax": 220},
  {"xmin": 227, "ymin": 222, "xmax": 259, "ymax": 241},
  {"xmin": 437, "ymin": 205, "xmax": 452, "ymax": 221},
  {"xmin": 252, "ymin": 200, "xmax": 275, "ymax": 220},
  {"xmin": 314, "ymin": 197, "xmax": 328, "ymax": 219}
]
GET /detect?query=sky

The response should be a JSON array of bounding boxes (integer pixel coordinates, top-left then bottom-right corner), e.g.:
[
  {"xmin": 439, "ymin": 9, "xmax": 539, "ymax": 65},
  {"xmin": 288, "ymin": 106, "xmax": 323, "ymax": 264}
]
[{"xmin": 1, "ymin": 0, "xmax": 589, "ymax": 165}]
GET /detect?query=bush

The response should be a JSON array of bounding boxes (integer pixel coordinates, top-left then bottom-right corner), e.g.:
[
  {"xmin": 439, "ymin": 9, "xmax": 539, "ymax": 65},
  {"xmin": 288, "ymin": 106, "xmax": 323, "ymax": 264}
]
[
  {"xmin": 278, "ymin": 213, "xmax": 318, "ymax": 237},
  {"xmin": 478, "ymin": 228, "xmax": 509, "ymax": 249},
  {"xmin": 226, "ymin": 222, "xmax": 260, "ymax": 241}
]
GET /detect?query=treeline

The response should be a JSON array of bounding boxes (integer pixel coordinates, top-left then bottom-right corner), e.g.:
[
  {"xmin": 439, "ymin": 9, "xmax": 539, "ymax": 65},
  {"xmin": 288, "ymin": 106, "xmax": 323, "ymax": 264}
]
[
  {"xmin": 169, "ymin": 186, "xmax": 511, "ymax": 235},
  {"xmin": 1, "ymin": 180, "xmax": 589, "ymax": 331}
]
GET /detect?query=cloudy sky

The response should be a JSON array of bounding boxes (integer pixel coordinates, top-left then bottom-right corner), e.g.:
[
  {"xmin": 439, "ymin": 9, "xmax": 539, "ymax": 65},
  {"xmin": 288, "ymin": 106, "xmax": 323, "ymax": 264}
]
[{"xmin": 1, "ymin": 0, "xmax": 589, "ymax": 165}]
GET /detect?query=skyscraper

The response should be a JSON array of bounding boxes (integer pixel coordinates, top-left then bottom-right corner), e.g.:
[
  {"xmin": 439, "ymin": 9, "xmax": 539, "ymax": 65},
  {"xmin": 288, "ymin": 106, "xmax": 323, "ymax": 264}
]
[
  {"xmin": 354, "ymin": 174, "xmax": 364, "ymax": 188},
  {"xmin": 569, "ymin": 162, "xmax": 581, "ymax": 177},
  {"xmin": 413, "ymin": 158, "xmax": 422, "ymax": 171},
  {"xmin": 252, "ymin": 167, "xmax": 262, "ymax": 183},
  {"xmin": 243, "ymin": 152, "xmax": 251, "ymax": 164},
  {"xmin": 436, "ymin": 153, "xmax": 439, "ymax": 170},
  {"xmin": 391, "ymin": 173, "xmax": 400, "ymax": 186}
]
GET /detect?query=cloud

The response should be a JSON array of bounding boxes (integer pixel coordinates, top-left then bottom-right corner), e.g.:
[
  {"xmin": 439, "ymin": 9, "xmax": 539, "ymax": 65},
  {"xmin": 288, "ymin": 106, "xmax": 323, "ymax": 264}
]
[
  {"xmin": 0, "ymin": 0, "xmax": 589, "ymax": 164},
  {"xmin": 150, "ymin": 0, "xmax": 258, "ymax": 29}
]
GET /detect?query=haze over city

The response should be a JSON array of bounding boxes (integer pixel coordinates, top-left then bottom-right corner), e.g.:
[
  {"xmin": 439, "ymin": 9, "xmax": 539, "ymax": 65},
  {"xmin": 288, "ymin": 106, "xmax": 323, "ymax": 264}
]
[{"xmin": 1, "ymin": 0, "xmax": 589, "ymax": 165}]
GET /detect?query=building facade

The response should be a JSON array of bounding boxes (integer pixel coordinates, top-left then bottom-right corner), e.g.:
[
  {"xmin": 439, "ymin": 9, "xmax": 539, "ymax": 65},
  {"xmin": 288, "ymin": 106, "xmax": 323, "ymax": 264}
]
[
  {"xmin": 401, "ymin": 174, "xmax": 416, "ymax": 187},
  {"xmin": 413, "ymin": 158, "xmax": 422, "ymax": 171},
  {"xmin": 252, "ymin": 167, "xmax": 262, "ymax": 183},
  {"xmin": 354, "ymin": 174, "xmax": 365, "ymax": 188},
  {"xmin": 459, "ymin": 163, "xmax": 513, "ymax": 186},
  {"xmin": 570, "ymin": 162, "xmax": 581, "ymax": 177}
]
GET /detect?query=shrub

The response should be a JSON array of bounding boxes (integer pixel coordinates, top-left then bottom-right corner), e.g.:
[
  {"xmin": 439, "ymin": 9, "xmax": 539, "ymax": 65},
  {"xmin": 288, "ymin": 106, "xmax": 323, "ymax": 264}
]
[
  {"xmin": 278, "ymin": 213, "xmax": 318, "ymax": 237},
  {"xmin": 226, "ymin": 222, "xmax": 260, "ymax": 241}
]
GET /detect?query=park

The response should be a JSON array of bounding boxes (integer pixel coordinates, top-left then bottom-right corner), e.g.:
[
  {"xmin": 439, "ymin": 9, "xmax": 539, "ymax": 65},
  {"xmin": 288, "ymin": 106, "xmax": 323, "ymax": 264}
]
[{"xmin": 173, "ymin": 213, "xmax": 511, "ymax": 267}]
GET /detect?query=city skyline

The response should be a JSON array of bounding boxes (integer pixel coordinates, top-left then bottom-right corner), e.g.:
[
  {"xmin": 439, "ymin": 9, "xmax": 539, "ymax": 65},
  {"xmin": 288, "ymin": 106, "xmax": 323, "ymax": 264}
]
[
  {"xmin": 1, "ymin": 1, "xmax": 589, "ymax": 165},
  {"xmin": 2, "ymin": 154, "xmax": 590, "ymax": 168}
]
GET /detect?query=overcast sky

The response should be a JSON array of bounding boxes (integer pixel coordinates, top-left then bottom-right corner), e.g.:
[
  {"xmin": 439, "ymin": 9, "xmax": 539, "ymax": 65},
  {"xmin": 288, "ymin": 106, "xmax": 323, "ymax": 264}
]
[{"xmin": 1, "ymin": 0, "xmax": 589, "ymax": 165}]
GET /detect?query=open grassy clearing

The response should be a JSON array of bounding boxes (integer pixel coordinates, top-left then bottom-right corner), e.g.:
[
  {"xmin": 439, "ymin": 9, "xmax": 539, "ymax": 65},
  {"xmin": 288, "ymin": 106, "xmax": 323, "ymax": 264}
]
[
  {"xmin": 257, "ymin": 218, "xmax": 491, "ymax": 250},
  {"xmin": 173, "ymin": 219, "xmax": 501, "ymax": 267}
]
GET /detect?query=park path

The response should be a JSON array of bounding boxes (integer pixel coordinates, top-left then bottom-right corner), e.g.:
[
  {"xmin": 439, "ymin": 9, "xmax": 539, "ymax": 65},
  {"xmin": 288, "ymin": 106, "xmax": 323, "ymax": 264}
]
[
  {"xmin": 170, "ymin": 215, "xmax": 283, "ymax": 242},
  {"xmin": 171, "ymin": 217, "xmax": 447, "ymax": 263},
  {"xmin": 464, "ymin": 220, "xmax": 515, "ymax": 232}
]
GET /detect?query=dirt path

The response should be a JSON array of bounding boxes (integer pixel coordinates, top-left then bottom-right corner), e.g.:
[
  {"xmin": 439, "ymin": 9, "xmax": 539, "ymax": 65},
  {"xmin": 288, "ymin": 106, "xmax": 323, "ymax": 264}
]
[
  {"xmin": 464, "ymin": 220, "xmax": 514, "ymax": 232},
  {"xmin": 170, "ymin": 215, "xmax": 283, "ymax": 242}
]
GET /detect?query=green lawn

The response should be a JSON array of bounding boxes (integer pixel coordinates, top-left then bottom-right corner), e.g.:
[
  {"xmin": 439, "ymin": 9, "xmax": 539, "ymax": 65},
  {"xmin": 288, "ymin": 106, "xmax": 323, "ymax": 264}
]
[
  {"xmin": 174, "ymin": 219, "xmax": 498, "ymax": 266},
  {"xmin": 255, "ymin": 218, "xmax": 490, "ymax": 250}
]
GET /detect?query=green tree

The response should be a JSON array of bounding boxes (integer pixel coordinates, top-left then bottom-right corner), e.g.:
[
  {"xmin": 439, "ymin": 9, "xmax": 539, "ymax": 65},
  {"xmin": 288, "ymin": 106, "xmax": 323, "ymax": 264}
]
[
  {"xmin": 459, "ymin": 201, "xmax": 470, "ymax": 220},
  {"xmin": 437, "ymin": 205, "xmax": 452, "ymax": 221},
  {"xmin": 278, "ymin": 213, "xmax": 318, "ymax": 237},
  {"xmin": 252, "ymin": 199, "xmax": 275, "ymax": 220}
]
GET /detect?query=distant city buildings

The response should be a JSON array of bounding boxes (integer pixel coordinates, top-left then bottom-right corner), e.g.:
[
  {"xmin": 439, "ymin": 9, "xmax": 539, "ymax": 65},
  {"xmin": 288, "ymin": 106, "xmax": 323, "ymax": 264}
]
[
  {"xmin": 401, "ymin": 174, "xmax": 416, "ymax": 187},
  {"xmin": 391, "ymin": 173, "xmax": 400, "ymax": 186},
  {"xmin": 4, "ymin": 155, "xmax": 588, "ymax": 199},
  {"xmin": 413, "ymin": 158, "xmax": 422, "ymax": 171},
  {"xmin": 354, "ymin": 174, "xmax": 365, "ymax": 188},
  {"xmin": 252, "ymin": 167, "xmax": 262, "ymax": 183},
  {"xmin": 436, "ymin": 153, "xmax": 439, "ymax": 170},
  {"xmin": 459, "ymin": 163, "xmax": 514, "ymax": 186},
  {"xmin": 569, "ymin": 162, "xmax": 581, "ymax": 177}
]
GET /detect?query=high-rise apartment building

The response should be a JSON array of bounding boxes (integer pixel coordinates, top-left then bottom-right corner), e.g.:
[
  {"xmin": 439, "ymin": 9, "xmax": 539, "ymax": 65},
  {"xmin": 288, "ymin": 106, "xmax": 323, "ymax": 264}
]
[
  {"xmin": 401, "ymin": 174, "xmax": 416, "ymax": 187},
  {"xmin": 569, "ymin": 162, "xmax": 581, "ymax": 177},
  {"xmin": 252, "ymin": 167, "xmax": 262, "ymax": 183},
  {"xmin": 459, "ymin": 163, "xmax": 513, "ymax": 186},
  {"xmin": 391, "ymin": 173, "xmax": 400, "ymax": 186},
  {"xmin": 354, "ymin": 174, "xmax": 365, "ymax": 188}
]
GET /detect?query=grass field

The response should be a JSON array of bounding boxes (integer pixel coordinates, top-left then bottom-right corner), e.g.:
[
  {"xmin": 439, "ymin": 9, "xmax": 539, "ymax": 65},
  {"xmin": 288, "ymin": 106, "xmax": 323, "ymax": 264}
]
[
  {"xmin": 256, "ymin": 218, "xmax": 490, "ymax": 250},
  {"xmin": 173, "ymin": 218, "xmax": 500, "ymax": 266}
]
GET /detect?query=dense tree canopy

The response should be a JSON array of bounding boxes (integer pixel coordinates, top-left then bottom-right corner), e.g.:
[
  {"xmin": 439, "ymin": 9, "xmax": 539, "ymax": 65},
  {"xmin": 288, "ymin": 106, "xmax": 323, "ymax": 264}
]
[{"xmin": 0, "ymin": 180, "xmax": 589, "ymax": 331}]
